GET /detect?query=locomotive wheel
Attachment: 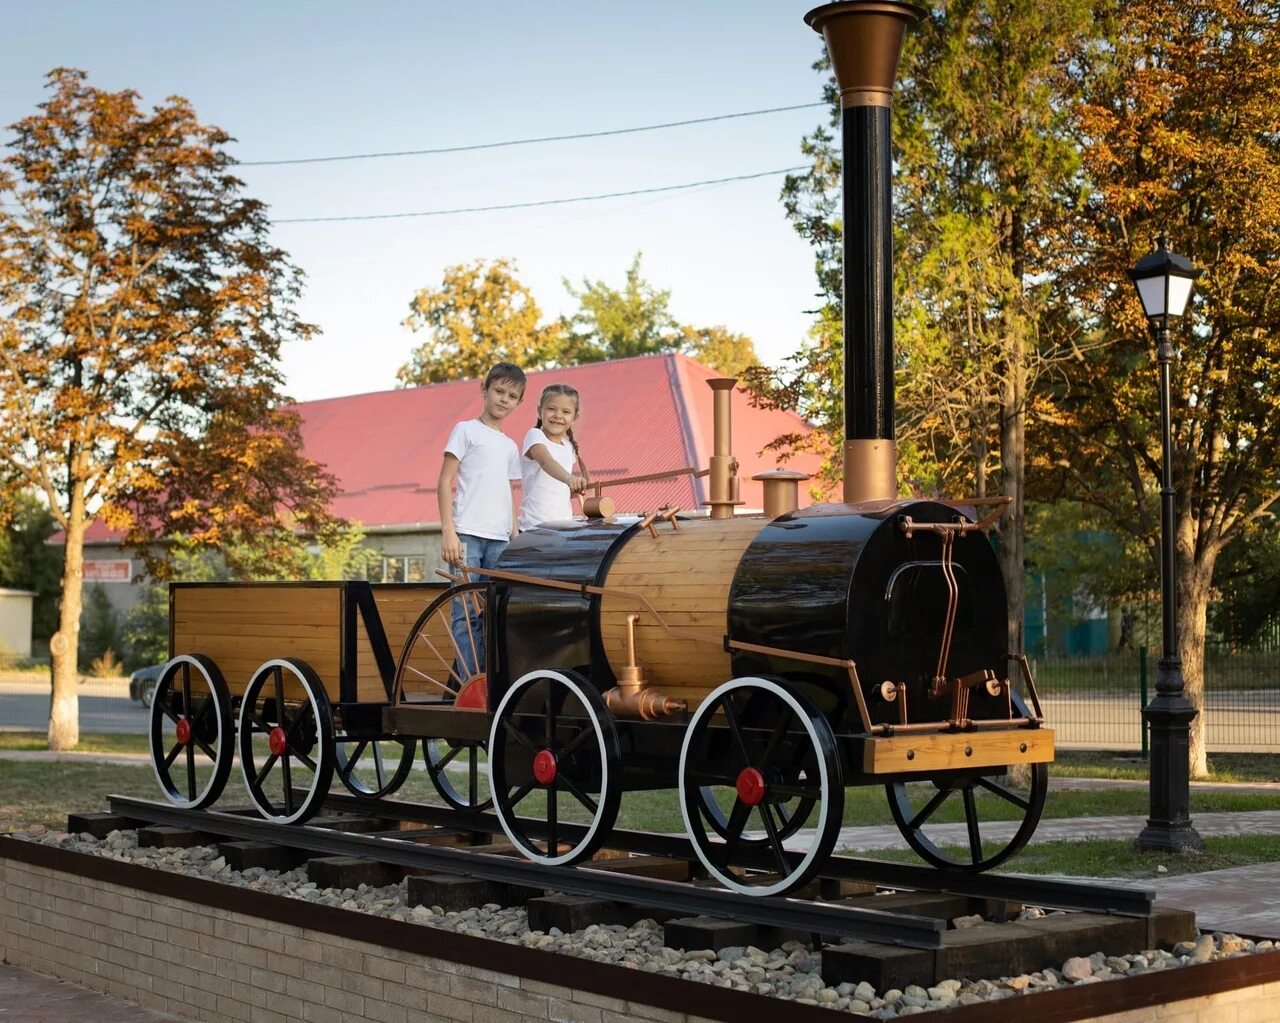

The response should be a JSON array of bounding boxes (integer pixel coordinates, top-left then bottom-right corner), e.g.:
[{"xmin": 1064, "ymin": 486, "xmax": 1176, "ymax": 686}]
[
  {"xmin": 395, "ymin": 582, "xmax": 492, "ymax": 810},
  {"xmin": 679, "ymin": 676, "xmax": 843, "ymax": 897},
  {"xmin": 395, "ymin": 582, "xmax": 490, "ymax": 709},
  {"xmin": 238, "ymin": 658, "xmax": 335, "ymax": 824},
  {"xmin": 148, "ymin": 654, "xmax": 234, "ymax": 809},
  {"xmin": 489, "ymin": 669, "xmax": 621, "ymax": 866},
  {"xmin": 423, "ymin": 738, "xmax": 492, "ymax": 811},
  {"xmin": 335, "ymin": 737, "xmax": 416, "ymax": 798},
  {"xmin": 886, "ymin": 695, "xmax": 1049, "ymax": 871}
]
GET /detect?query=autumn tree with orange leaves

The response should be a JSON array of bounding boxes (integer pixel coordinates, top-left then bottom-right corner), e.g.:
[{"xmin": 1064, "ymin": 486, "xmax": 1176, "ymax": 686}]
[
  {"xmin": 0, "ymin": 70, "xmax": 341, "ymax": 749},
  {"xmin": 1042, "ymin": 0, "xmax": 1280, "ymax": 776}
]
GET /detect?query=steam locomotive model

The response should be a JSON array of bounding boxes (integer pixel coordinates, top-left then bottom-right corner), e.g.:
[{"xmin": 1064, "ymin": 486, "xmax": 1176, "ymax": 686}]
[{"xmin": 146, "ymin": 0, "xmax": 1054, "ymax": 897}]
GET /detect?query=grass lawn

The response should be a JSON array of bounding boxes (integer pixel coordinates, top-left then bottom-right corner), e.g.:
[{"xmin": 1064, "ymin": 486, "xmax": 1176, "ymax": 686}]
[{"xmin": 4, "ymin": 734, "xmax": 1278, "ymax": 881}]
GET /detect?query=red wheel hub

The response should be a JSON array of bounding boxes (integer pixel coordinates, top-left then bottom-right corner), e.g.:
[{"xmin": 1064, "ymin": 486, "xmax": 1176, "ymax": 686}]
[
  {"xmin": 174, "ymin": 718, "xmax": 192, "ymax": 745},
  {"xmin": 735, "ymin": 767, "xmax": 767, "ymax": 807},
  {"xmin": 532, "ymin": 748, "xmax": 558, "ymax": 785},
  {"xmin": 268, "ymin": 726, "xmax": 289, "ymax": 757}
]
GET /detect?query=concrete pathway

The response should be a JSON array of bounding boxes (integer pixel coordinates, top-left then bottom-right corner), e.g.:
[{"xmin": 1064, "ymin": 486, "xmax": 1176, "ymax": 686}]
[{"xmin": 0, "ymin": 964, "xmax": 181, "ymax": 1023}]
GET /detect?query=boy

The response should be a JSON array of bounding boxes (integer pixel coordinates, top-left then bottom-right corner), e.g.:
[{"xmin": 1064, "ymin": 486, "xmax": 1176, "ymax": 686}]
[{"xmin": 438, "ymin": 361, "xmax": 526, "ymax": 680}]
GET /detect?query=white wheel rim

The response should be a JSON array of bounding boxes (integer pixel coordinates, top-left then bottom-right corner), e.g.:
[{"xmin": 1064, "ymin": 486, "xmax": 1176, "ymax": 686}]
[
  {"xmin": 238, "ymin": 659, "xmax": 329, "ymax": 824},
  {"xmin": 488, "ymin": 669, "xmax": 611, "ymax": 866},
  {"xmin": 678, "ymin": 676, "xmax": 833, "ymax": 897},
  {"xmin": 148, "ymin": 655, "xmax": 226, "ymax": 809}
]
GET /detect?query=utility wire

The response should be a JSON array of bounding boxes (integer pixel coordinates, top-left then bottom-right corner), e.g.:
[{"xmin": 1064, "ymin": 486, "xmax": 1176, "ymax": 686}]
[
  {"xmin": 241, "ymin": 103, "xmax": 825, "ymax": 167},
  {"xmin": 273, "ymin": 166, "xmax": 808, "ymax": 224}
]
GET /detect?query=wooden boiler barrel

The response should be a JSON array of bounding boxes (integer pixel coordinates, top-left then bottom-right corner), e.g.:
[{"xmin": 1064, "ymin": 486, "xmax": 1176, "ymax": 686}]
[{"xmin": 597, "ymin": 515, "xmax": 768, "ymax": 707}]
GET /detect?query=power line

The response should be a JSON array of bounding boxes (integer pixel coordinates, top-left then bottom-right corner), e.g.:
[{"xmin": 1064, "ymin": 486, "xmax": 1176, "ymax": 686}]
[
  {"xmin": 272, "ymin": 166, "xmax": 808, "ymax": 224},
  {"xmin": 241, "ymin": 103, "xmax": 825, "ymax": 167}
]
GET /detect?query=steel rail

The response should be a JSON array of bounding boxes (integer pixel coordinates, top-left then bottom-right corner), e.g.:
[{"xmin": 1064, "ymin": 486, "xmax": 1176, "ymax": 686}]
[
  {"xmin": 315, "ymin": 790, "xmax": 1156, "ymax": 918},
  {"xmin": 106, "ymin": 794, "xmax": 946, "ymax": 949}
]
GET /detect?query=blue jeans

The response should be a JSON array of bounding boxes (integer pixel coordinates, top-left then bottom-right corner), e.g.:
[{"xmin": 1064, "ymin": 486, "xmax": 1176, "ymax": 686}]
[{"xmin": 449, "ymin": 534, "xmax": 508, "ymax": 681}]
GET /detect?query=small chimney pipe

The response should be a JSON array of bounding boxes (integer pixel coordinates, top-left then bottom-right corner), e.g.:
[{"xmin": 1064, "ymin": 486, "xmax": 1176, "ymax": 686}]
[{"xmin": 805, "ymin": 1, "xmax": 925, "ymax": 503}]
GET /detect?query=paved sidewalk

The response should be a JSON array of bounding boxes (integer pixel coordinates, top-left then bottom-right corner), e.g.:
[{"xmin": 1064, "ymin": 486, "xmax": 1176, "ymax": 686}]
[{"xmin": 0, "ymin": 964, "xmax": 183, "ymax": 1023}]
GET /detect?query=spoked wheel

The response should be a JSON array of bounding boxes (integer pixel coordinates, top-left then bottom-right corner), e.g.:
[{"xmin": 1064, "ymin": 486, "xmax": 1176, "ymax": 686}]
[
  {"xmin": 148, "ymin": 654, "xmax": 234, "ymax": 809},
  {"xmin": 335, "ymin": 737, "xmax": 417, "ymax": 798},
  {"xmin": 238, "ymin": 658, "xmax": 335, "ymax": 824},
  {"xmin": 679, "ymin": 676, "xmax": 843, "ymax": 897},
  {"xmin": 489, "ymin": 669, "xmax": 621, "ymax": 865},
  {"xmin": 698, "ymin": 781, "xmax": 816, "ymax": 844},
  {"xmin": 886, "ymin": 695, "xmax": 1049, "ymax": 871},
  {"xmin": 395, "ymin": 582, "xmax": 491, "ymax": 810},
  {"xmin": 423, "ymin": 737, "xmax": 491, "ymax": 811}
]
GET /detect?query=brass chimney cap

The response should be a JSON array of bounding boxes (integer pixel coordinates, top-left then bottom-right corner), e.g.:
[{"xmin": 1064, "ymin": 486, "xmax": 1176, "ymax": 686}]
[
  {"xmin": 804, "ymin": 0, "xmax": 927, "ymax": 108},
  {"xmin": 751, "ymin": 469, "xmax": 811, "ymax": 481}
]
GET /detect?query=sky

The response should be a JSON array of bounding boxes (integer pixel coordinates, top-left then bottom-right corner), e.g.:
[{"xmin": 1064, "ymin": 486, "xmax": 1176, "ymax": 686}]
[{"xmin": 2, "ymin": 1, "xmax": 836, "ymax": 403}]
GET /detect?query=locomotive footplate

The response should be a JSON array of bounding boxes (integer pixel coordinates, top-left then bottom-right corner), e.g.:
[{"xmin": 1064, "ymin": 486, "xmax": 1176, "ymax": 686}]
[
  {"xmin": 858, "ymin": 727, "xmax": 1055, "ymax": 774},
  {"xmin": 382, "ymin": 704, "xmax": 490, "ymax": 742}
]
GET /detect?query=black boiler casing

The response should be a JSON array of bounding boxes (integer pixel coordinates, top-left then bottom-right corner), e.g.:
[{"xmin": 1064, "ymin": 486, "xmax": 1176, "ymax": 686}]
[{"xmin": 727, "ymin": 500, "xmax": 1008, "ymax": 734}]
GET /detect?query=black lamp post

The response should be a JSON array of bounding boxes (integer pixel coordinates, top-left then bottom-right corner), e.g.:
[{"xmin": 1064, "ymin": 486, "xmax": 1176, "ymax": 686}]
[{"xmin": 1126, "ymin": 235, "xmax": 1205, "ymax": 853}]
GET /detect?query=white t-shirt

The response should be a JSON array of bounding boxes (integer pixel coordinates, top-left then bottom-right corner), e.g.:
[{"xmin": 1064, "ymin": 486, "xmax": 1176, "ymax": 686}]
[
  {"xmin": 443, "ymin": 419, "xmax": 520, "ymax": 541},
  {"xmin": 519, "ymin": 427, "xmax": 576, "ymax": 531}
]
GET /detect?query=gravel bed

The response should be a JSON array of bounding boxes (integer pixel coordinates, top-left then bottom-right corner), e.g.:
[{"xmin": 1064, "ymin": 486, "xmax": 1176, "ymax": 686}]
[{"xmin": 15, "ymin": 826, "xmax": 1277, "ymax": 1017}]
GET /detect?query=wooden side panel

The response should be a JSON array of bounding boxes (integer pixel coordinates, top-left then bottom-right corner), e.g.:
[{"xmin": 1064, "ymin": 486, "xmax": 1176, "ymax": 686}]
[
  {"xmin": 171, "ymin": 585, "xmax": 342, "ymax": 701},
  {"xmin": 357, "ymin": 585, "xmax": 450, "ymax": 703},
  {"xmin": 861, "ymin": 728, "xmax": 1055, "ymax": 774},
  {"xmin": 598, "ymin": 516, "xmax": 767, "ymax": 706}
]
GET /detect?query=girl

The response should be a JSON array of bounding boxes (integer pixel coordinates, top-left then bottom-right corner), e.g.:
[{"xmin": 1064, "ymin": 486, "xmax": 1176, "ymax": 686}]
[{"xmin": 519, "ymin": 383, "xmax": 589, "ymax": 531}]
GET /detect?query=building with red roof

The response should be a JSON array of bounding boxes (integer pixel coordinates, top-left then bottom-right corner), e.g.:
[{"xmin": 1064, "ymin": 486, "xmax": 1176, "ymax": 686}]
[{"xmin": 77, "ymin": 353, "xmax": 824, "ymax": 605}]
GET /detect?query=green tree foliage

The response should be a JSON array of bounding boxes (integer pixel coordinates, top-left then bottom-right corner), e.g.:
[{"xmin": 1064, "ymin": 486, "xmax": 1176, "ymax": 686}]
[
  {"xmin": 754, "ymin": 3, "xmax": 1091, "ymax": 654},
  {"xmin": 121, "ymin": 585, "xmax": 168, "ymax": 670},
  {"xmin": 400, "ymin": 251, "xmax": 760, "ymax": 382},
  {"xmin": 1043, "ymin": 0, "xmax": 1280, "ymax": 775},
  {"xmin": 0, "ymin": 492, "xmax": 61, "ymax": 639},
  {"xmin": 560, "ymin": 253, "xmax": 680, "ymax": 362},
  {"xmin": 78, "ymin": 584, "xmax": 121, "ymax": 664},
  {"xmin": 0, "ymin": 70, "xmax": 342, "ymax": 748},
  {"xmin": 398, "ymin": 258, "xmax": 565, "ymax": 385},
  {"xmin": 677, "ymin": 325, "xmax": 760, "ymax": 380}
]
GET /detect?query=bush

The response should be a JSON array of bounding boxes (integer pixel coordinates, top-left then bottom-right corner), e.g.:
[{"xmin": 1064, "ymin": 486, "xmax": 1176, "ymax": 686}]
[
  {"xmin": 89, "ymin": 648, "xmax": 124, "ymax": 677},
  {"xmin": 122, "ymin": 585, "xmax": 168, "ymax": 670}
]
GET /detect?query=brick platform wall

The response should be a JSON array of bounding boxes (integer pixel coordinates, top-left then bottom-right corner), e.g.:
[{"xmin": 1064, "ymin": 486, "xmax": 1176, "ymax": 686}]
[
  {"xmin": 0, "ymin": 857, "xmax": 705, "ymax": 1023},
  {"xmin": 5, "ymin": 843, "xmax": 1280, "ymax": 1023}
]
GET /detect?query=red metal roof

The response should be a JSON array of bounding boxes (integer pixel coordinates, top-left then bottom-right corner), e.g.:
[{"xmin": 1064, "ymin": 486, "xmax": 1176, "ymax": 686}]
[{"xmin": 80, "ymin": 353, "xmax": 825, "ymax": 541}]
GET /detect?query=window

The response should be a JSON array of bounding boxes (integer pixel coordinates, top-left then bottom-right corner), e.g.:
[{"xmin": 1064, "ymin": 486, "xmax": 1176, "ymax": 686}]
[{"xmin": 373, "ymin": 556, "xmax": 427, "ymax": 583}]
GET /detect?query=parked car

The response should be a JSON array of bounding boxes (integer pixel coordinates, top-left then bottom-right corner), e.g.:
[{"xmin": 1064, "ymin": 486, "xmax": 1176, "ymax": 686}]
[{"xmin": 128, "ymin": 664, "xmax": 164, "ymax": 707}]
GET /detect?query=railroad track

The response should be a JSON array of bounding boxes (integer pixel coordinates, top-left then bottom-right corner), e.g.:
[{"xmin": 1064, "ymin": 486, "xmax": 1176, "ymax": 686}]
[{"xmin": 103, "ymin": 792, "xmax": 1154, "ymax": 954}]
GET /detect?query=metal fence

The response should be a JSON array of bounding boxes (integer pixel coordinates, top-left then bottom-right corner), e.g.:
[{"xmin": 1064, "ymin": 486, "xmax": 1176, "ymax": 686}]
[
  {"xmin": 3, "ymin": 648, "xmax": 1278, "ymax": 751},
  {"xmin": 1033, "ymin": 648, "xmax": 1280, "ymax": 752}
]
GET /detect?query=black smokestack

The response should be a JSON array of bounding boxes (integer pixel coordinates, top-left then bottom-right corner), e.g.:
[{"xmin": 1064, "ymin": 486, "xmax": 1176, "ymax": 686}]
[{"xmin": 804, "ymin": 1, "xmax": 924, "ymax": 502}]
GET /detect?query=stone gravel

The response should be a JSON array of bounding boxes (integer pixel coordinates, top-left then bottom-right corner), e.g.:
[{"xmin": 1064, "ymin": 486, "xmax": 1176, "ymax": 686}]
[{"xmin": 16, "ymin": 826, "xmax": 1277, "ymax": 1017}]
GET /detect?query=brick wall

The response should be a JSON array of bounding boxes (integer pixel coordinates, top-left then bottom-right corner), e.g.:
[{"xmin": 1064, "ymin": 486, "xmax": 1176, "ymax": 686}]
[{"xmin": 0, "ymin": 857, "xmax": 715, "ymax": 1023}]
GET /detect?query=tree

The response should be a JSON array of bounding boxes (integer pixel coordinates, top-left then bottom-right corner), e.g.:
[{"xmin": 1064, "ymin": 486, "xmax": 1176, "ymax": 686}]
[
  {"xmin": 1045, "ymin": 0, "xmax": 1280, "ymax": 775},
  {"xmin": 398, "ymin": 258, "xmax": 564, "ymax": 385},
  {"xmin": 0, "ymin": 492, "xmax": 62, "ymax": 640},
  {"xmin": 78, "ymin": 583, "xmax": 121, "ymax": 664},
  {"xmin": 560, "ymin": 253, "xmax": 680, "ymax": 362},
  {"xmin": 0, "ymin": 70, "xmax": 341, "ymax": 748},
  {"xmin": 677, "ymin": 325, "xmax": 759, "ymax": 379},
  {"xmin": 750, "ymin": 2, "xmax": 1092, "ymax": 654}
]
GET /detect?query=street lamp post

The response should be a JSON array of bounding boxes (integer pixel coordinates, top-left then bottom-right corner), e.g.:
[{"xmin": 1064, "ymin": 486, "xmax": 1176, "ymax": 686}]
[{"xmin": 1126, "ymin": 235, "xmax": 1206, "ymax": 853}]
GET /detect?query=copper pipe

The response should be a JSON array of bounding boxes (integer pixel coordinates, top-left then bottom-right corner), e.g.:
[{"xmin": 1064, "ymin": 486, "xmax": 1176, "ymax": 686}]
[
  {"xmin": 706, "ymin": 378, "xmax": 742, "ymax": 519},
  {"xmin": 603, "ymin": 613, "xmax": 687, "ymax": 720}
]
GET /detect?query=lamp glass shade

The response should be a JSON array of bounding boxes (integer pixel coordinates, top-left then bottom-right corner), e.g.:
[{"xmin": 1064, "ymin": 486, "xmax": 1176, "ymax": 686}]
[
  {"xmin": 1166, "ymin": 275, "xmax": 1195, "ymax": 319},
  {"xmin": 1134, "ymin": 275, "xmax": 1169, "ymax": 319}
]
